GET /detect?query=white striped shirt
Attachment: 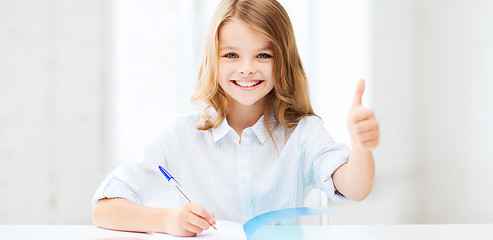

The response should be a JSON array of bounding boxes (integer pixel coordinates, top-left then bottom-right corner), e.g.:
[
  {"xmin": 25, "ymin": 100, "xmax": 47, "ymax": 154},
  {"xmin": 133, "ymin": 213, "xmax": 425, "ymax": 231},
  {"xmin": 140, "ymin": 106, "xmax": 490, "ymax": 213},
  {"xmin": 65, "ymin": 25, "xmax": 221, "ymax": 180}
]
[{"xmin": 92, "ymin": 111, "xmax": 350, "ymax": 224}]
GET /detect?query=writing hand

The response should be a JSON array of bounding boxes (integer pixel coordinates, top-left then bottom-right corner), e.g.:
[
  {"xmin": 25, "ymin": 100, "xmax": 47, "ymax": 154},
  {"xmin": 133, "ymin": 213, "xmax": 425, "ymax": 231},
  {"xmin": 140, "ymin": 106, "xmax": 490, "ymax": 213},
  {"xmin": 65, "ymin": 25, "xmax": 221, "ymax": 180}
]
[{"xmin": 163, "ymin": 202, "xmax": 216, "ymax": 237}]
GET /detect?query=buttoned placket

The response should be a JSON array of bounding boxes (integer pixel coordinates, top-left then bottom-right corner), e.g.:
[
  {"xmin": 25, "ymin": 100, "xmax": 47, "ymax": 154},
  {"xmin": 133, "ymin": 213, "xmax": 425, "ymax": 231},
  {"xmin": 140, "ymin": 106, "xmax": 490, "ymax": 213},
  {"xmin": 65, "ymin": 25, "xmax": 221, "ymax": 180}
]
[{"xmin": 236, "ymin": 128, "xmax": 255, "ymax": 223}]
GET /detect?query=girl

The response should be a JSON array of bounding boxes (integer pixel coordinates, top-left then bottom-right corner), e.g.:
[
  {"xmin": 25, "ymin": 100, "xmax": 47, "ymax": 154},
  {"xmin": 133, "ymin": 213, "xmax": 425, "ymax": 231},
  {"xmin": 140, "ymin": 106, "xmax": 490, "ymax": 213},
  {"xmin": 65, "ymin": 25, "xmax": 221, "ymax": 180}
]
[{"xmin": 92, "ymin": 0, "xmax": 379, "ymax": 237}]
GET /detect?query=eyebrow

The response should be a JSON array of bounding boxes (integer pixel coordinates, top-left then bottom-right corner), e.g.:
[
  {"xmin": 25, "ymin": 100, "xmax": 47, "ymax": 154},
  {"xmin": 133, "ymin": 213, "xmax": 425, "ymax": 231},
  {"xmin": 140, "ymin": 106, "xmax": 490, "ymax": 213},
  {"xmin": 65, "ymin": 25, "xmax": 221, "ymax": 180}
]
[
  {"xmin": 219, "ymin": 46, "xmax": 272, "ymax": 51},
  {"xmin": 257, "ymin": 46, "xmax": 272, "ymax": 51}
]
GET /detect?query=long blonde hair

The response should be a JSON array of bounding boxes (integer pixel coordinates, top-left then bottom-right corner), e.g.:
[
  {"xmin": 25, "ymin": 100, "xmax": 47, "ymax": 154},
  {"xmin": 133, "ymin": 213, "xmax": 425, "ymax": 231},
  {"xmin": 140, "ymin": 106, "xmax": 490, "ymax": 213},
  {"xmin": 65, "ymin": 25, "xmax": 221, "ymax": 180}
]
[{"xmin": 191, "ymin": 0, "xmax": 316, "ymax": 132}]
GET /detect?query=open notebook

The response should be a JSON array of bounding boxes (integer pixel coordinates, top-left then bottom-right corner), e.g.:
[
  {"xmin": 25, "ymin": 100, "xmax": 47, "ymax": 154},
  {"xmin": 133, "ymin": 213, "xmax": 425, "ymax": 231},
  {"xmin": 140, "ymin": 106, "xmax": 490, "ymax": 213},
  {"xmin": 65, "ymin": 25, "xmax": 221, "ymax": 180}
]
[
  {"xmin": 152, "ymin": 220, "xmax": 245, "ymax": 240},
  {"xmin": 151, "ymin": 207, "xmax": 333, "ymax": 240}
]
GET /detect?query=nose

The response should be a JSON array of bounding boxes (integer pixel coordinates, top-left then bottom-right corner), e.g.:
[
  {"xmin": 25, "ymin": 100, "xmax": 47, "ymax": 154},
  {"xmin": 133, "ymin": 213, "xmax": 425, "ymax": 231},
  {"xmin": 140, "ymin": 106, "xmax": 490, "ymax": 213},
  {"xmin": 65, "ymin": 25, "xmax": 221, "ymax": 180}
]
[{"xmin": 239, "ymin": 60, "xmax": 254, "ymax": 76}]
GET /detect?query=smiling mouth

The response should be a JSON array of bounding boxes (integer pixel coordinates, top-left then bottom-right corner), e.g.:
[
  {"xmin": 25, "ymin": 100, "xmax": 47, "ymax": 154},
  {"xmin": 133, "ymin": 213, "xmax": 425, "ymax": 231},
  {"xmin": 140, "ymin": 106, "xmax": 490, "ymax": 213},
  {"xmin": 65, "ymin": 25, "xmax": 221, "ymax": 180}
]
[{"xmin": 231, "ymin": 80, "xmax": 264, "ymax": 87}]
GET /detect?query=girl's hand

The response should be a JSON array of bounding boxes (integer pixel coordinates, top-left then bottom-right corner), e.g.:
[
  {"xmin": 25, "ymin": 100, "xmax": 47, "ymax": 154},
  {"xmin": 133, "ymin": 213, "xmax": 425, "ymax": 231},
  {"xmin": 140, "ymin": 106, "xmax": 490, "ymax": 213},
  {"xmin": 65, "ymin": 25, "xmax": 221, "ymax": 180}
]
[
  {"xmin": 163, "ymin": 202, "xmax": 216, "ymax": 237},
  {"xmin": 347, "ymin": 79, "xmax": 380, "ymax": 150}
]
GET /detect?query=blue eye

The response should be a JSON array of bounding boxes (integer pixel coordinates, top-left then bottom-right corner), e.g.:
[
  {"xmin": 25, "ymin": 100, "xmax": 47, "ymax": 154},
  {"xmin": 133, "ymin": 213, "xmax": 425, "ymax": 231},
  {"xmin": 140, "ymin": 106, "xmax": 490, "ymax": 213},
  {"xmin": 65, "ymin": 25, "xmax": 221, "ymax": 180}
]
[
  {"xmin": 258, "ymin": 53, "xmax": 272, "ymax": 59},
  {"xmin": 225, "ymin": 53, "xmax": 238, "ymax": 58}
]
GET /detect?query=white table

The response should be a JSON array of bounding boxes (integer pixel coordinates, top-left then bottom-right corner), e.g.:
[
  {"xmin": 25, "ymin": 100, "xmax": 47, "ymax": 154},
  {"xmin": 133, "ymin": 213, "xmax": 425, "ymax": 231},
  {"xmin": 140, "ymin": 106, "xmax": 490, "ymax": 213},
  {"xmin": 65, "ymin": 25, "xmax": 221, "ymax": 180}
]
[{"xmin": 1, "ymin": 224, "xmax": 492, "ymax": 240}]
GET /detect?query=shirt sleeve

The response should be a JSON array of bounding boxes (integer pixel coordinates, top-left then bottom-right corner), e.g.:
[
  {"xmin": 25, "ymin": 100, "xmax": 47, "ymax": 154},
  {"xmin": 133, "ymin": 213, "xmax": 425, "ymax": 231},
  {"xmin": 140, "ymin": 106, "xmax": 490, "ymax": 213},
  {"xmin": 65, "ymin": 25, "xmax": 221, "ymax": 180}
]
[
  {"xmin": 301, "ymin": 117, "xmax": 350, "ymax": 202},
  {"xmin": 92, "ymin": 134, "xmax": 171, "ymax": 206}
]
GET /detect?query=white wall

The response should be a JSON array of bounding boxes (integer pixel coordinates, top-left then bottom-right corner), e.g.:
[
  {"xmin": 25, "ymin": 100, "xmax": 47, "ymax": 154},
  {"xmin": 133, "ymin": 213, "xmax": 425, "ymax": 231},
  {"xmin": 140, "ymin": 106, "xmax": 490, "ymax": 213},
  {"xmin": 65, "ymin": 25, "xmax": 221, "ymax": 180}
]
[
  {"xmin": 418, "ymin": 0, "xmax": 493, "ymax": 223},
  {"xmin": 329, "ymin": 0, "xmax": 493, "ymax": 224},
  {"xmin": 0, "ymin": 0, "xmax": 110, "ymax": 224},
  {"xmin": 329, "ymin": 0, "xmax": 422, "ymax": 224}
]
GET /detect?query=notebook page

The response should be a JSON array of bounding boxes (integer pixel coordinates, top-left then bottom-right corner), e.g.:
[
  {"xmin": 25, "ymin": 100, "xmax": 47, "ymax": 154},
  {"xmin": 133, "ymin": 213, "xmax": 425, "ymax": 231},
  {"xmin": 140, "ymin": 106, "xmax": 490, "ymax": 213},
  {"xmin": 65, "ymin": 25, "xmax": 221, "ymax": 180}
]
[{"xmin": 151, "ymin": 220, "xmax": 246, "ymax": 240}]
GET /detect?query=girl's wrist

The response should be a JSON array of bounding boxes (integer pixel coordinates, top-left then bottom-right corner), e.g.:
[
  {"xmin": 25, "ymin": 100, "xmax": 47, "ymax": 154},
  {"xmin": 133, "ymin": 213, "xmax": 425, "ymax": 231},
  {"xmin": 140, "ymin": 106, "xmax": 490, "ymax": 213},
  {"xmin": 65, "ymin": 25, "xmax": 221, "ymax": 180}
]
[
  {"xmin": 351, "ymin": 142, "xmax": 371, "ymax": 154},
  {"xmin": 151, "ymin": 208, "xmax": 172, "ymax": 233},
  {"xmin": 349, "ymin": 145, "xmax": 373, "ymax": 165}
]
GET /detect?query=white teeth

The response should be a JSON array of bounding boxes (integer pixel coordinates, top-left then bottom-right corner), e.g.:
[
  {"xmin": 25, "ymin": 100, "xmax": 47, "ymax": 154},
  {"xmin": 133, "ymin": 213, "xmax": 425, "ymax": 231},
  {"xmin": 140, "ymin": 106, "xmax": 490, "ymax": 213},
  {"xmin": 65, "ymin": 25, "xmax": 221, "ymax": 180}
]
[{"xmin": 235, "ymin": 80, "xmax": 261, "ymax": 87}]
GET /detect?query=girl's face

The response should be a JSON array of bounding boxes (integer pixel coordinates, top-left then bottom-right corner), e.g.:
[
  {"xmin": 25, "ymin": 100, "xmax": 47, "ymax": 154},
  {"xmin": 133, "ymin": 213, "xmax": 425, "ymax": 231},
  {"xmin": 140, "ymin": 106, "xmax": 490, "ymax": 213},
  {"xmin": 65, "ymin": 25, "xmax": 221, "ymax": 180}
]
[{"xmin": 217, "ymin": 18, "xmax": 275, "ymax": 110}]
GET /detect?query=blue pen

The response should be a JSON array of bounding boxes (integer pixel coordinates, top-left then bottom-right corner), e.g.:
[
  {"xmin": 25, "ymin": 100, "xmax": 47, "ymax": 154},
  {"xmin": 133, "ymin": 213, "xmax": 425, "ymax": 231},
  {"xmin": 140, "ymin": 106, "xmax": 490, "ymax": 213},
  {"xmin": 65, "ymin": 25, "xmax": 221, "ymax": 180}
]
[{"xmin": 158, "ymin": 165, "xmax": 217, "ymax": 230}]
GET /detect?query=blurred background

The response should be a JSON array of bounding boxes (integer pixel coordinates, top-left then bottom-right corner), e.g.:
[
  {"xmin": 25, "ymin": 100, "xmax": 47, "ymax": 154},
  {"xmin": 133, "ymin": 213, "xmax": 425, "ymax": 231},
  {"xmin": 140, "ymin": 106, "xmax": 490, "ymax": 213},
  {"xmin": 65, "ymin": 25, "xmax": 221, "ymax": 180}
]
[{"xmin": 1, "ymin": 0, "xmax": 492, "ymax": 225}]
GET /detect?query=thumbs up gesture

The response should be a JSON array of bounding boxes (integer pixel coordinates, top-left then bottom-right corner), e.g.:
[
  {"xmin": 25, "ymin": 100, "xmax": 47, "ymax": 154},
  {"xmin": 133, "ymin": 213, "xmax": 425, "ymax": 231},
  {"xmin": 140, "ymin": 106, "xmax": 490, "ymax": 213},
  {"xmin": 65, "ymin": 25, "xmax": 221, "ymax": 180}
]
[{"xmin": 347, "ymin": 79, "xmax": 380, "ymax": 150}]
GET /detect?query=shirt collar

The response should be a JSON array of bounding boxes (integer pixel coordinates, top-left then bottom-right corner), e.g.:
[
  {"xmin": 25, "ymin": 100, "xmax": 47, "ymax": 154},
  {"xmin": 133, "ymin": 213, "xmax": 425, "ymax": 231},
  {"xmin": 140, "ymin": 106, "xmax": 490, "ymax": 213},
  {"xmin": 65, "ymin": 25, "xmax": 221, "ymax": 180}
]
[
  {"xmin": 250, "ymin": 114, "xmax": 271, "ymax": 144},
  {"xmin": 212, "ymin": 116, "xmax": 233, "ymax": 142},
  {"xmin": 211, "ymin": 114, "xmax": 278, "ymax": 144}
]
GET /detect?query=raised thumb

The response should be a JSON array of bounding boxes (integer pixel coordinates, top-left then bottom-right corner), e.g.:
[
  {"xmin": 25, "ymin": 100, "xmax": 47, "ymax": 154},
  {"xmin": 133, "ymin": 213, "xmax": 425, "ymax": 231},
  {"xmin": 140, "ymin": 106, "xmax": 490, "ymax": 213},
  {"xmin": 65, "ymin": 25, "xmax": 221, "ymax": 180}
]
[{"xmin": 352, "ymin": 79, "xmax": 365, "ymax": 106}]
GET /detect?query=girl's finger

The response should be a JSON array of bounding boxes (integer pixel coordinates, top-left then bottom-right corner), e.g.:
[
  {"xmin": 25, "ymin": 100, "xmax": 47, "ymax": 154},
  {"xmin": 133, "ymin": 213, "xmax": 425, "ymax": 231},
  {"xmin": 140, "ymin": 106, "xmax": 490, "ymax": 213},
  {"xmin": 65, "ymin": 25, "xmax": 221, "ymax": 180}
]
[
  {"xmin": 184, "ymin": 218, "xmax": 206, "ymax": 234},
  {"xmin": 188, "ymin": 212, "xmax": 211, "ymax": 230},
  {"xmin": 350, "ymin": 108, "xmax": 374, "ymax": 123},
  {"xmin": 361, "ymin": 139, "xmax": 379, "ymax": 149},
  {"xmin": 188, "ymin": 203, "xmax": 211, "ymax": 219},
  {"xmin": 353, "ymin": 120, "xmax": 379, "ymax": 134},
  {"xmin": 188, "ymin": 204, "xmax": 214, "ymax": 226},
  {"xmin": 357, "ymin": 131, "xmax": 379, "ymax": 143},
  {"xmin": 208, "ymin": 211, "xmax": 216, "ymax": 225}
]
